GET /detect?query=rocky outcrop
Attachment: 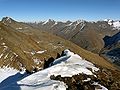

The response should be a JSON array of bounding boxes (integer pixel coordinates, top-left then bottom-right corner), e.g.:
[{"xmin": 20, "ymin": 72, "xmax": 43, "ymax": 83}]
[{"xmin": 50, "ymin": 68, "xmax": 120, "ymax": 90}]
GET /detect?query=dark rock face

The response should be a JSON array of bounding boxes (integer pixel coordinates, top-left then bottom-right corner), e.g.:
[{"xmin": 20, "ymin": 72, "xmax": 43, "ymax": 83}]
[
  {"xmin": 106, "ymin": 48, "xmax": 120, "ymax": 66},
  {"xmin": 44, "ymin": 57, "xmax": 55, "ymax": 68},
  {"xmin": 101, "ymin": 32, "xmax": 120, "ymax": 67},
  {"xmin": 50, "ymin": 74, "xmax": 96, "ymax": 90},
  {"xmin": 103, "ymin": 32, "xmax": 120, "ymax": 47},
  {"xmin": 103, "ymin": 36, "xmax": 112, "ymax": 47},
  {"xmin": 43, "ymin": 50, "xmax": 68, "ymax": 69}
]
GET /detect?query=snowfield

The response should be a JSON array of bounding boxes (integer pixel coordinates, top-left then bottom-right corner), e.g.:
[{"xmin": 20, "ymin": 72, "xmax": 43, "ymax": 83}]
[
  {"xmin": 0, "ymin": 67, "xmax": 19, "ymax": 83},
  {"xmin": 0, "ymin": 49, "xmax": 107, "ymax": 90},
  {"xmin": 104, "ymin": 19, "xmax": 120, "ymax": 30}
]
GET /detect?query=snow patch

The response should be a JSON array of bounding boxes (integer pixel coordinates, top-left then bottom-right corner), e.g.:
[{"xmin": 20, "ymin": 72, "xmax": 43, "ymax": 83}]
[
  {"xmin": 6, "ymin": 17, "xmax": 10, "ymax": 21},
  {"xmin": 16, "ymin": 27, "xmax": 23, "ymax": 30},
  {"xmin": 80, "ymin": 23, "xmax": 86, "ymax": 31},
  {"xmin": 0, "ymin": 67, "xmax": 19, "ymax": 83},
  {"xmin": 113, "ymin": 21, "xmax": 120, "ymax": 28},
  {"xmin": 3, "ymin": 46, "xmax": 8, "ymax": 49},
  {"xmin": 30, "ymin": 51, "xmax": 36, "ymax": 55},
  {"xmin": 6, "ymin": 17, "xmax": 11, "ymax": 23},
  {"xmin": 36, "ymin": 50, "xmax": 47, "ymax": 54},
  {"xmin": 83, "ymin": 78, "xmax": 91, "ymax": 82},
  {"xmin": 0, "ymin": 53, "xmax": 4, "ymax": 58},
  {"xmin": 51, "ymin": 21, "xmax": 58, "ymax": 27},
  {"xmin": 66, "ymin": 22, "xmax": 73, "ymax": 26},
  {"xmin": 2, "ymin": 17, "xmax": 11, "ymax": 24},
  {"xmin": 104, "ymin": 19, "xmax": 120, "ymax": 30},
  {"xmin": 42, "ymin": 19, "xmax": 54, "ymax": 25},
  {"xmin": 13, "ymin": 52, "xmax": 18, "ymax": 57},
  {"xmin": 51, "ymin": 49, "xmax": 99, "ymax": 76},
  {"xmin": 93, "ymin": 82, "xmax": 108, "ymax": 90},
  {"xmin": 24, "ymin": 50, "xmax": 46, "ymax": 55},
  {"xmin": 42, "ymin": 20, "xmax": 49, "ymax": 25},
  {"xmin": 1, "ymin": 43, "xmax": 5, "ymax": 45}
]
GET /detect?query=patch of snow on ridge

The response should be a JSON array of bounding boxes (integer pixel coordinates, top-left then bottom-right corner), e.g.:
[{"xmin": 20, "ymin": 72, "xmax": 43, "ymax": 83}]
[
  {"xmin": 36, "ymin": 50, "xmax": 47, "ymax": 54},
  {"xmin": 104, "ymin": 19, "xmax": 120, "ymax": 30},
  {"xmin": 24, "ymin": 50, "xmax": 47, "ymax": 55},
  {"xmin": 66, "ymin": 22, "xmax": 73, "ymax": 26},
  {"xmin": 50, "ymin": 49, "xmax": 99, "ymax": 77},
  {"xmin": 108, "ymin": 19, "xmax": 113, "ymax": 26},
  {"xmin": 42, "ymin": 20, "xmax": 48, "ymax": 25},
  {"xmin": 6, "ymin": 17, "xmax": 10, "ymax": 21},
  {"xmin": 42, "ymin": 19, "xmax": 54, "ymax": 25},
  {"xmin": 93, "ymin": 82, "xmax": 108, "ymax": 90},
  {"xmin": 0, "ymin": 67, "xmax": 19, "ymax": 83},
  {"xmin": 0, "ymin": 49, "xmax": 100, "ymax": 90},
  {"xmin": 83, "ymin": 78, "xmax": 91, "ymax": 82},
  {"xmin": 113, "ymin": 21, "xmax": 120, "ymax": 28},
  {"xmin": 2, "ymin": 17, "xmax": 12, "ymax": 24},
  {"xmin": 1, "ymin": 43, "xmax": 5, "ymax": 45},
  {"xmin": 0, "ymin": 53, "xmax": 4, "ymax": 58},
  {"xmin": 16, "ymin": 27, "xmax": 23, "ymax": 30},
  {"xmin": 51, "ymin": 21, "xmax": 58, "ymax": 27}
]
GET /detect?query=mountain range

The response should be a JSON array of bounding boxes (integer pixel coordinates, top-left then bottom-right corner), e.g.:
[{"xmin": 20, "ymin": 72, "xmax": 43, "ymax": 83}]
[
  {"xmin": 0, "ymin": 17, "xmax": 120, "ymax": 90},
  {"xmin": 28, "ymin": 18, "xmax": 120, "ymax": 67},
  {"xmin": 28, "ymin": 19, "xmax": 120, "ymax": 53}
]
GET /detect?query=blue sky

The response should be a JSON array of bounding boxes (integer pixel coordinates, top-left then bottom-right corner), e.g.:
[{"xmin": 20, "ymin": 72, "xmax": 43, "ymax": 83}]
[{"xmin": 0, "ymin": 0, "xmax": 120, "ymax": 21}]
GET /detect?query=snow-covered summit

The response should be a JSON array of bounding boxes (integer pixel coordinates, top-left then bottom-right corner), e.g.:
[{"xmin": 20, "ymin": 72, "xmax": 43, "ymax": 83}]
[
  {"xmin": 0, "ymin": 67, "xmax": 19, "ymax": 83},
  {"xmin": 104, "ymin": 19, "xmax": 120, "ymax": 30},
  {"xmin": 42, "ymin": 19, "xmax": 55, "ymax": 25},
  {"xmin": 0, "ymin": 49, "xmax": 107, "ymax": 90},
  {"xmin": 64, "ymin": 49, "xmax": 74, "ymax": 56}
]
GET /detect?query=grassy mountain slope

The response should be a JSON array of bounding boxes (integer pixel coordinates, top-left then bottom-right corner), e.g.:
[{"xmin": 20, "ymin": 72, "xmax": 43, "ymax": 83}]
[{"xmin": 0, "ymin": 17, "xmax": 117, "ymax": 72}]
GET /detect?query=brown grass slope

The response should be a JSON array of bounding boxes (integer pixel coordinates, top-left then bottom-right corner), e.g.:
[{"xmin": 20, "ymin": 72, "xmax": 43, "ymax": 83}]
[{"xmin": 0, "ymin": 18, "xmax": 117, "ymax": 71}]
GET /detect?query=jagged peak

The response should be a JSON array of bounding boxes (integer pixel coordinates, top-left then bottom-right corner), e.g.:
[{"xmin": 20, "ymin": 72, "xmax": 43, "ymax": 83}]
[
  {"xmin": 2, "ymin": 16, "xmax": 12, "ymax": 21},
  {"xmin": 76, "ymin": 19, "xmax": 86, "ymax": 23},
  {"xmin": 42, "ymin": 19, "xmax": 55, "ymax": 25},
  {"xmin": 1, "ymin": 16, "xmax": 14, "ymax": 24},
  {"xmin": 66, "ymin": 20, "xmax": 72, "ymax": 24},
  {"xmin": 48, "ymin": 19, "xmax": 55, "ymax": 22},
  {"xmin": 103, "ymin": 19, "xmax": 120, "ymax": 29}
]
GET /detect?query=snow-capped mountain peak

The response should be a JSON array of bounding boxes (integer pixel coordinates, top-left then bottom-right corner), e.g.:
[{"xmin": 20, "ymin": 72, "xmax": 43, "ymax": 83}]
[
  {"xmin": 42, "ymin": 19, "xmax": 55, "ymax": 25},
  {"xmin": 76, "ymin": 19, "xmax": 85, "ymax": 24},
  {"xmin": 2, "ymin": 17, "xmax": 12, "ymax": 24},
  {"xmin": 104, "ymin": 19, "xmax": 120, "ymax": 30}
]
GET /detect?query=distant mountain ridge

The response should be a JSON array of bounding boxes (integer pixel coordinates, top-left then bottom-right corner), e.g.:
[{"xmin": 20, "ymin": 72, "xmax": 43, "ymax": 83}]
[
  {"xmin": 104, "ymin": 19, "xmax": 120, "ymax": 30},
  {"xmin": 28, "ymin": 19, "xmax": 119, "ymax": 53},
  {"xmin": 0, "ymin": 17, "xmax": 116, "ymax": 72},
  {"xmin": 27, "ymin": 18, "xmax": 120, "ymax": 68}
]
